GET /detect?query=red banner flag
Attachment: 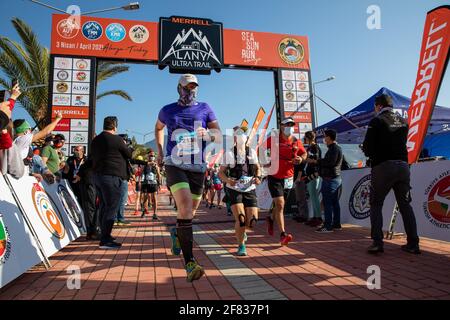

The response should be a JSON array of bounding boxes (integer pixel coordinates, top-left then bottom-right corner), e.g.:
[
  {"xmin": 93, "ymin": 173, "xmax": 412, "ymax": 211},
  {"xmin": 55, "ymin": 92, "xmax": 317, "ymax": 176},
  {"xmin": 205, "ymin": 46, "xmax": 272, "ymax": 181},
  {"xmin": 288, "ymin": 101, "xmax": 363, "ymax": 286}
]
[{"xmin": 407, "ymin": 6, "xmax": 450, "ymax": 163}]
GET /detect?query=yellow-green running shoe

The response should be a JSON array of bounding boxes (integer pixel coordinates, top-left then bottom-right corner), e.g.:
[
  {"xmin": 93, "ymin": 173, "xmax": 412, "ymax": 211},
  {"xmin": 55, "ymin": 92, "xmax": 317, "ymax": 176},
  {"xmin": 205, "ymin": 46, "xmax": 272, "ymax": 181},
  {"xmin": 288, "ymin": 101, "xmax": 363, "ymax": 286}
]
[{"xmin": 185, "ymin": 261, "xmax": 205, "ymax": 282}]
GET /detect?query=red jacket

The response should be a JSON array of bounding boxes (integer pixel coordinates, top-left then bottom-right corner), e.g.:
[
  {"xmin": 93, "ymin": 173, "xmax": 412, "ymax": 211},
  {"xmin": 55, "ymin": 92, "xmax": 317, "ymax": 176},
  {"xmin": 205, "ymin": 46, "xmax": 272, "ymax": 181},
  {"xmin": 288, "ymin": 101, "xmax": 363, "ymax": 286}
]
[{"xmin": 0, "ymin": 98, "xmax": 16, "ymax": 150}]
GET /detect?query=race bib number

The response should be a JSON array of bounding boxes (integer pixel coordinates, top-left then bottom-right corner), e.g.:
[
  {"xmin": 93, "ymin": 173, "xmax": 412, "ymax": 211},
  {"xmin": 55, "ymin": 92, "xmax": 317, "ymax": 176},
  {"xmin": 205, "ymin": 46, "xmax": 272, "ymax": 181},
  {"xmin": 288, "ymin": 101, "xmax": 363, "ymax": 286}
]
[
  {"xmin": 236, "ymin": 175, "xmax": 253, "ymax": 192},
  {"xmin": 143, "ymin": 172, "xmax": 157, "ymax": 184},
  {"xmin": 175, "ymin": 131, "xmax": 200, "ymax": 156},
  {"xmin": 284, "ymin": 177, "xmax": 294, "ymax": 189}
]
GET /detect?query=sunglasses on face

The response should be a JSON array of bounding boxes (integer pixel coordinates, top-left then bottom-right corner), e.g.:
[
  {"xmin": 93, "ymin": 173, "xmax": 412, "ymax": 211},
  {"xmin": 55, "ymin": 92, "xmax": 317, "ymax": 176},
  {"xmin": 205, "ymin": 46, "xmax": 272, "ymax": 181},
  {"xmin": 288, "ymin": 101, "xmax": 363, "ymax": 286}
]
[{"xmin": 184, "ymin": 83, "xmax": 198, "ymax": 90}]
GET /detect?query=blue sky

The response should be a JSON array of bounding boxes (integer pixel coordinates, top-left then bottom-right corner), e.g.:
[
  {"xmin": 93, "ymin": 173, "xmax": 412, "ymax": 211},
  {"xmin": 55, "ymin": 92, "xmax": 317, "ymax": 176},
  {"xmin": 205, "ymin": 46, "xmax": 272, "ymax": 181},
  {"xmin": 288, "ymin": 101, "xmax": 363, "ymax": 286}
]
[{"xmin": 1, "ymin": 0, "xmax": 449, "ymax": 143}]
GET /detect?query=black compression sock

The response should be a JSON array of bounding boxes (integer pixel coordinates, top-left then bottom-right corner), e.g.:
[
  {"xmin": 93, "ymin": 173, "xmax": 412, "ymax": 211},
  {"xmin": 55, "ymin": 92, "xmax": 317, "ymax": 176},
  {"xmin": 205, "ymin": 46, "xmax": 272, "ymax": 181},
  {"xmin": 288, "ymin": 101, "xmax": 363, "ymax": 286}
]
[{"xmin": 177, "ymin": 219, "xmax": 194, "ymax": 265}]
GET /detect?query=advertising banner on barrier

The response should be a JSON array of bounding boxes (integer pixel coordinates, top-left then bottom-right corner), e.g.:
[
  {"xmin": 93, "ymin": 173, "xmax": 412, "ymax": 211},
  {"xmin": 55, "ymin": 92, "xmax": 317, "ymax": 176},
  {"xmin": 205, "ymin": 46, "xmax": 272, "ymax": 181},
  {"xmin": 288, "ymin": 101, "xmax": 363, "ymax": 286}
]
[
  {"xmin": 340, "ymin": 160, "xmax": 450, "ymax": 242},
  {"xmin": 256, "ymin": 179, "xmax": 273, "ymax": 210},
  {"xmin": 42, "ymin": 179, "xmax": 86, "ymax": 239},
  {"xmin": 6, "ymin": 174, "xmax": 71, "ymax": 257},
  {"xmin": 0, "ymin": 176, "xmax": 46, "ymax": 288},
  {"xmin": 407, "ymin": 6, "xmax": 450, "ymax": 163},
  {"xmin": 339, "ymin": 168, "xmax": 399, "ymax": 231}
]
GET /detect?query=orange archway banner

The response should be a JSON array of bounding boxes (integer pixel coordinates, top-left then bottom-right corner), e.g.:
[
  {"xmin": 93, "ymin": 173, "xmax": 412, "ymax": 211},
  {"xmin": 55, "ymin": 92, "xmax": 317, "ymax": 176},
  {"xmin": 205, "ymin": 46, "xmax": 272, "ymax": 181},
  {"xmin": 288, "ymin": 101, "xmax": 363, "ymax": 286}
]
[{"xmin": 50, "ymin": 14, "xmax": 311, "ymax": 70}]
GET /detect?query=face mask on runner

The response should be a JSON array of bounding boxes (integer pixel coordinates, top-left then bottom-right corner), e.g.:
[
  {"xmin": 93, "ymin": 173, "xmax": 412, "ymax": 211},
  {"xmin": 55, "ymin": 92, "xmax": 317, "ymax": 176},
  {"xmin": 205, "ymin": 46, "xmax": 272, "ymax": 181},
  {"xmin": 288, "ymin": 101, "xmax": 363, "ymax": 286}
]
[
  {"xmin": 149, "ymin": 156, "xmax": 156, "ymax": 162},
  {"xmin": 283, "ymin": 126, "xmax": 294, "ymax": 137},
  {"xmin": 177, "ymin": 84, "xmax": 198, "ymax": 106}
]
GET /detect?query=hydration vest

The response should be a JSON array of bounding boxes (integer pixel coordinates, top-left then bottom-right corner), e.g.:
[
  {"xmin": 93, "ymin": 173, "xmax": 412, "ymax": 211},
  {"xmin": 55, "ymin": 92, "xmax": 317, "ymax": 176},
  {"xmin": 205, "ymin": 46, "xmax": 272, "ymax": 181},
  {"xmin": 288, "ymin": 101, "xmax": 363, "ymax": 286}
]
[{"xmin": 228, "ymin": 146, "xmax": 257, "ymax": 179}]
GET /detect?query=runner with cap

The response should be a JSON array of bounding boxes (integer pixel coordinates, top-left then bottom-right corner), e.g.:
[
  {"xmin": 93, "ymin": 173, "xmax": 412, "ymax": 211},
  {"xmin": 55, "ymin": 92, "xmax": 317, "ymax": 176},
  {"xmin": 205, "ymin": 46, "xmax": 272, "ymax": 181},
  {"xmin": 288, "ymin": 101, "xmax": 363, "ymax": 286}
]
[
  {"xmin": 133, "ymin": 156, "xmax": 144, "ymax": 216},
  {"xmin": 219, "ymin": 125, "xmax": 262, "ymax": 256},
  {"xmin": 155, "ymin": 74, "xmax": 221, "ymax": 282},
  {"xmin": 140, "ymin": 149, "xmax": 161, "ymax": 220},
  {"xmin": 262, "ymin": 117, "xmax": 307, "ymax": 246}
]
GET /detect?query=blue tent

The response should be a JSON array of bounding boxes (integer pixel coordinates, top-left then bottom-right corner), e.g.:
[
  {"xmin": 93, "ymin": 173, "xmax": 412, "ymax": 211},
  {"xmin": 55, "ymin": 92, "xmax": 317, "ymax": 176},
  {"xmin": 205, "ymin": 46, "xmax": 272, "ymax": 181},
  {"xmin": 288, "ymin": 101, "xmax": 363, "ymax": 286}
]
[
  {"xmin": 315, "ymin": 87, "xmax": 450, "ymax": 149},
  {"xmin": 422, "ymin": 130, "xmax": 450, "ymax": 159}
]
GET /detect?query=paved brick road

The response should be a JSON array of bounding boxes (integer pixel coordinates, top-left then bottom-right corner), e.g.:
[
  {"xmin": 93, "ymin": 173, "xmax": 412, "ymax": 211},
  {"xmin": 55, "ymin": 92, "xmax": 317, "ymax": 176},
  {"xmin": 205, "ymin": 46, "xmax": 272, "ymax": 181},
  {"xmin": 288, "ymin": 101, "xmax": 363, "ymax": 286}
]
[{"xmin": 1, "ymin": 193, "xmax": 449, "ymax": 300}]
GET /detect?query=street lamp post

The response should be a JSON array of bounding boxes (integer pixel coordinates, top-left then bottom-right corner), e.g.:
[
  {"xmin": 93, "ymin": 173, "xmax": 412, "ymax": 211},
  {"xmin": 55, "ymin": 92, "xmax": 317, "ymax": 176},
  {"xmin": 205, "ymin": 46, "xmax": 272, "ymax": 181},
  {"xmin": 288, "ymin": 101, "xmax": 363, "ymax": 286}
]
[
  {"xmin": 312, "ymin": 76, "xmax": 336, "ymax": 128},
  {"xmin": 126, "ymin": 130, "xmax": 153, "ymax": 145},
  {"xmin": 28, "ymin": 1, "xmax": 140, "ymax": 15}
]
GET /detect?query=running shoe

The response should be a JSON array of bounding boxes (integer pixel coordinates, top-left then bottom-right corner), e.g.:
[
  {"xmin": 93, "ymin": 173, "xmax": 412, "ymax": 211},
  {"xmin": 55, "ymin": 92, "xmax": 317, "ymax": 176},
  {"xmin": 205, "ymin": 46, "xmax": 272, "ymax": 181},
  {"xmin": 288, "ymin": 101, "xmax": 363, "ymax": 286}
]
[
  {"xmin": 133, "ymin": 210, "xmax": 139, "ymax": 216},
  {"xmin": 237, "ymin": 243, "xmax": 247, "ymax": 256},
  {"xmin": 227, "ymin": 210, "xmax": 232, "ymax": 216},
  {"xmin": 117, "ymin": 220, "xmax": 131, "ymax": 226},
  {"xmin": 280, "ymin": 233, "xmax": 293, "ymax": 246},
  {"xmin": 332, "ymin": 224, "xmax": 342, "ymax": 230},
  {"xmin": 185, "ymin": 261, "xmax": 205, "ymax": 282},
  {"xmin": 170, "ymin": 228, "xmax": 181, "ymax": 256},
  {"xmin": 266, "ymin": 216, "xmax": 274, "ymax": 236},
  {"xmin": 152, "ymin": 213, "xmax": 158, "ymax": 220},
  {"xmin": 113, "ymin": 221, "xmax": 119, "ymax": 226}
]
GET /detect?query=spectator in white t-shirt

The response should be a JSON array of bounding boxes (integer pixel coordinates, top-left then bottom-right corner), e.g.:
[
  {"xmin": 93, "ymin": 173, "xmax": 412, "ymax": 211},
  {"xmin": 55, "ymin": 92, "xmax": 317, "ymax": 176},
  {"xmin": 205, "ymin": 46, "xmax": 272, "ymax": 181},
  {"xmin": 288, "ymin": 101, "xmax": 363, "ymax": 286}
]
[{"xmin": 13, "ymin": 112, "xmax": 63, "ymax": 160}]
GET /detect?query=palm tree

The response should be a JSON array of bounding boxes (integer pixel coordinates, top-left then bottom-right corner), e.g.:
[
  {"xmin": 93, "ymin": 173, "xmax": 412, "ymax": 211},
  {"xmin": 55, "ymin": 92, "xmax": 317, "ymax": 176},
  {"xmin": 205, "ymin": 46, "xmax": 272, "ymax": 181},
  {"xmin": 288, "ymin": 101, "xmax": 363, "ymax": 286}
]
[{"xmin": 0, "ymin": 17, "xmax": 132, "ymax": 129}]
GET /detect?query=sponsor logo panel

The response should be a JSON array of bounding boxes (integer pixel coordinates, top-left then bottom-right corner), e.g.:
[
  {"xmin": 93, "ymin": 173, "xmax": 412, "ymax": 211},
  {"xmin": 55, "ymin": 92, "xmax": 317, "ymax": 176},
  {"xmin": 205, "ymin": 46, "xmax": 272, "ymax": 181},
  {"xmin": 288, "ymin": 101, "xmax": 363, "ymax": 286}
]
[
  {"xmin": 70, "ymin": 119, "xmax": 89, "ymax": 131},
  {"xmin": 349, "ymin": 175, "xmax": 372, "ymax": 219},
  {"xmin": 52, "ymin": 94, "xmax": 71, "ymax": 106},
  {"xmin": 70, "ymin": 131, "xmax": 89, "ymax": 144},
  {"xmin": 82, "ymin": 21, "xmax": 103, "ymax": 40},
  {"xmin": 54, "ymin": 57, "xmax": 73, "ymax": 69},
  {"xmin": 278, "ymin": 38, "xmax": 305, "ymax": 65},
  {"xmin": 52, "ymin": 107, "xmax": 89, "ymax": 119},
  {"xmin": 106, "ymin": 23, "xmax": 126, "ymax": 42},
  {"xmin": 71, "ymin": 94, "xmax": 90, "ymax": 107},
  {"xmin": 129, "ymin": 24, "xmax": 149, "ymax": 43},
  {"xmin": 53, "ymin": 81, "xmax": 71, "ymax": 94}
]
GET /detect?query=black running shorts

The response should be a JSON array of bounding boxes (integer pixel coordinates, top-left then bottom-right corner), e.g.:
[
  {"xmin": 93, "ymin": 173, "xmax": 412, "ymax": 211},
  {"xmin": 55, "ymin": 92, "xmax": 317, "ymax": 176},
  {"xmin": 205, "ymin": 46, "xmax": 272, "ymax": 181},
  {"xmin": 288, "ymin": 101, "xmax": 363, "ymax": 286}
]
[
  {"xmin": 165, "ymin": 165, "xmax": 204, "ymax": 198},
  {"xmin": 227, "ymin": 188, "xmax": 258, "ymax": 207},
  {"xmin": 142, "ymin": 183, "xmax": 157, "ymax": 194},
  {"xmin": 268, "ymin": 175, "xmax": 285, "ymax": 198}
]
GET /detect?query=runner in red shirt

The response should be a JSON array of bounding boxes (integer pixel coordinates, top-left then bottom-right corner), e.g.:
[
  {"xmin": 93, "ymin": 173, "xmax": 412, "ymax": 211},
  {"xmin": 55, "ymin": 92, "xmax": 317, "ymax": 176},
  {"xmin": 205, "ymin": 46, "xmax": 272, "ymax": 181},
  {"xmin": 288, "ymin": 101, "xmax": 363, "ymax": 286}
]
[{"xmin": 264, "ymin": 117, "xmax": 307, "ymax": 246}]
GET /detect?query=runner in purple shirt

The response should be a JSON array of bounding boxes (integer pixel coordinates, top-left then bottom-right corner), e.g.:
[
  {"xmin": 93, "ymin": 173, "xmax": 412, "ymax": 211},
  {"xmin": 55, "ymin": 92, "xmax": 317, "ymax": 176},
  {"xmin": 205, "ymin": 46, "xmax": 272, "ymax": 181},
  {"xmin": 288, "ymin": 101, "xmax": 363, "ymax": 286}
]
[{"xmin": 154, "ymin": 74, "xmax": 221, "ymax": 282}]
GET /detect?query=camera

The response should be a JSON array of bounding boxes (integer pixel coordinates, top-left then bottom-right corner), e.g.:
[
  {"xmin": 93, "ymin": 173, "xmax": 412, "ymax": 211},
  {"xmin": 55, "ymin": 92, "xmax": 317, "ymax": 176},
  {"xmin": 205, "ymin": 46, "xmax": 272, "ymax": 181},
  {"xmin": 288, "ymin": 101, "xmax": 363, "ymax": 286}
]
[{"xmin": 119, "ymin": 133, "xmax": 132, "ymax": 146}]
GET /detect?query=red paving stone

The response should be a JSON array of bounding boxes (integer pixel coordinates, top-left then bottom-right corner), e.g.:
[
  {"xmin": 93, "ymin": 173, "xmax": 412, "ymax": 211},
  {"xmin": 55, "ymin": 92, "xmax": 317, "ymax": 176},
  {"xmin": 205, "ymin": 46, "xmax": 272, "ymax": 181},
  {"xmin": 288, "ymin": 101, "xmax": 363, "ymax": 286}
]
[{"xmin": 0, "ymin": 192, "xmax": 449, "ymax": 300}]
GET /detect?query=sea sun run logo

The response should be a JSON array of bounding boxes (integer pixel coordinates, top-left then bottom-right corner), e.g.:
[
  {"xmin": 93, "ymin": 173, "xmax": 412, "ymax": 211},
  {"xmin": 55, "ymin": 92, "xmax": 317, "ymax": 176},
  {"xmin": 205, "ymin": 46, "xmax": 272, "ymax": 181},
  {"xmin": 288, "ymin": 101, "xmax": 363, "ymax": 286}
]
[
  {"xmin": 161, "ymin": 28, "xmax": 221, "ymax": 69},
  {"xmin": 0, "ymin": 214, "xmax": 12, "ymax": 265},
  {"xmin": 423, "ymin": 171, "xmax": 450, "ymax": 228},
  {"xmin": 278, "ymin": 38, "xmax": 305, "ymax": 65},
  {"xmin": 32, "ymin": 184, "xmax": 66, "ymax": 239},
  {"xmin": 105, "ymin": 23, "xmax": 126, "ymax": 42},
  {"xmin": 349, "ymin": 174, "xmax": 372, "ymax": 219},
  {"xmin": 82, "ymin": 21, "xmax": 103, "ymax": 40}
]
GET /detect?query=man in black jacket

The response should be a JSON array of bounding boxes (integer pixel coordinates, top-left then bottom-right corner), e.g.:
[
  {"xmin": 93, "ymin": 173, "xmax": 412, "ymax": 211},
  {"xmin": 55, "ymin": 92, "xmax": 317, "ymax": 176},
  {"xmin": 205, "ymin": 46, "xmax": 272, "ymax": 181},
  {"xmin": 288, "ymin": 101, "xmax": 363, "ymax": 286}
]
[
  {"xmin": 75, "ymin": 154, "xmax": 99, "ymax": 241},
  {"xmin": 362, "ymin": 94, "xmax": 420, "ymax": 254},
  {"xmin": 91, "ymin": 116, "xmax": 133, "ymax": 249},
  {"xmin": 307, "ymin": 129, "xmax": 343, "ymax": 233}
]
